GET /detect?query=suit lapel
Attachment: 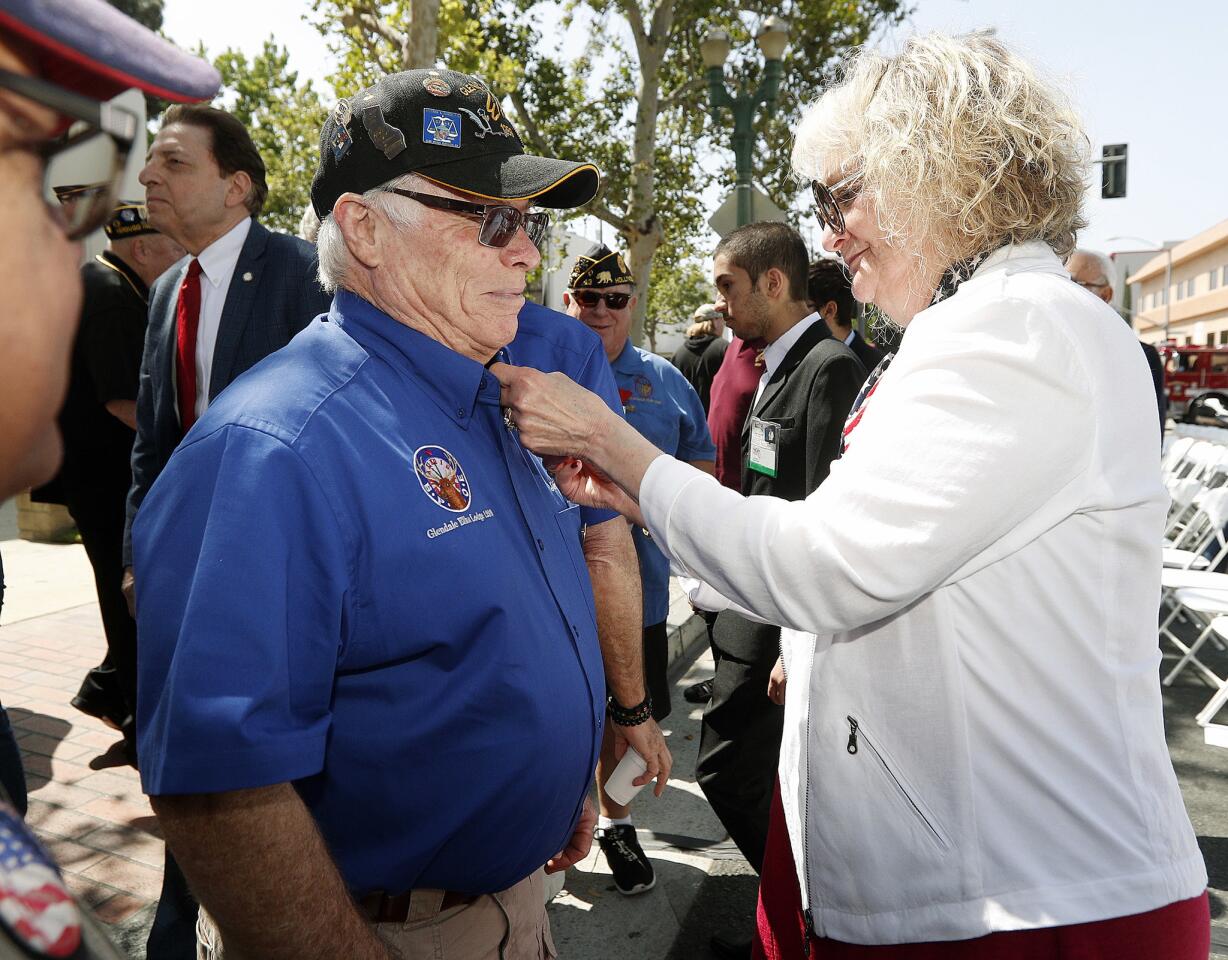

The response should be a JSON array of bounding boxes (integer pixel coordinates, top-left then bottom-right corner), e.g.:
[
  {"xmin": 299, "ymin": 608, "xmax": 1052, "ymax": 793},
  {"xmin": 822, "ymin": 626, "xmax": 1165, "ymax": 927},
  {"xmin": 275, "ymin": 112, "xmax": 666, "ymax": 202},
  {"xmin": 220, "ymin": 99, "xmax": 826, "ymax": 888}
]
[
  {"xmin": 156, "ymin": 258, "xmax": 191, "ymax": 389},
  {"xmin": 742, "ymin": 320, "xmax": 833, "ymax": 440},
  {"xmin": 208, "ymin": 220, "xmax": 268, "ymax": 399}
]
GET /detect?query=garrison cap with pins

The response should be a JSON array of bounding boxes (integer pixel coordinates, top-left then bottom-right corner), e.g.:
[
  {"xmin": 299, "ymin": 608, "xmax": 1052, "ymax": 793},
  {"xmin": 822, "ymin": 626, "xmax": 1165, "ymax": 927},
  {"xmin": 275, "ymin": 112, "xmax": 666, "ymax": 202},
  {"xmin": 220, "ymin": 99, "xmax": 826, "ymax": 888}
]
[
  {"xmin": 311, "ymin": 68, "xmax": 601, "ymax": 219},
  {"xmin": 103, "ymin": 201, "xmax": 155, "ymax": 239},
  {"xmin": 569, "ymin": 243, "xmax": 635, "ymax": 290}
]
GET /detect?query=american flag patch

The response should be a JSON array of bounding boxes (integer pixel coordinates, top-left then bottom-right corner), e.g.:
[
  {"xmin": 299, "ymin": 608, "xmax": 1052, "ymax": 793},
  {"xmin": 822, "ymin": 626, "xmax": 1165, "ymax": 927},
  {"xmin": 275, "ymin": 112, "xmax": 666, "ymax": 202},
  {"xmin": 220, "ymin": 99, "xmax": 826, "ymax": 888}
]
[{"xmin": 0, "ymin": 805, "xmax": 82, "ymax": 957}]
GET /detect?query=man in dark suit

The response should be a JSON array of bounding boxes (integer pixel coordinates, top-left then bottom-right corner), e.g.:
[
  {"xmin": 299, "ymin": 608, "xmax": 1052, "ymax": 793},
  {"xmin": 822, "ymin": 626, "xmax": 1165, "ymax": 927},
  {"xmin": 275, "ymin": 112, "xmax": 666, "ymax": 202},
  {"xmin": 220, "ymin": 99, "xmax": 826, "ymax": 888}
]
[
  {"xmin": 120, "ymin": 103, "xmax": 330, "ymax": 960},
  {"xmin": 698, "ymin": 223, "xmax": 864, "ymax": 960},
  {"xmin": 809, "ymin": 257, "xmax": 884, "ymax": 372}
]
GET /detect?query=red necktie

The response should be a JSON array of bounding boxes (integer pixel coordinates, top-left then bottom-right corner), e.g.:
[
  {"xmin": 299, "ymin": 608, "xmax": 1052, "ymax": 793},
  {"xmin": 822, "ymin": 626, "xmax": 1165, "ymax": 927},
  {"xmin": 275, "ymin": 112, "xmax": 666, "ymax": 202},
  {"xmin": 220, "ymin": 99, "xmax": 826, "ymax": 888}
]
[{"xmin": 175, "ymin": 258, "xmax": 203, "ymax": 437}]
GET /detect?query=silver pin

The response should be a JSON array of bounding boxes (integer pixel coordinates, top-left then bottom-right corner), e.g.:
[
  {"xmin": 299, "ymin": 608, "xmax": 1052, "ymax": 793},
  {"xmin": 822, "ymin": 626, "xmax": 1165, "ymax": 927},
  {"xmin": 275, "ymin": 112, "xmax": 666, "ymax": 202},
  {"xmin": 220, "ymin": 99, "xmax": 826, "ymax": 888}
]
[{"xmin": 242, "ymin": 272, "xmax": 253, "ymax": 282}]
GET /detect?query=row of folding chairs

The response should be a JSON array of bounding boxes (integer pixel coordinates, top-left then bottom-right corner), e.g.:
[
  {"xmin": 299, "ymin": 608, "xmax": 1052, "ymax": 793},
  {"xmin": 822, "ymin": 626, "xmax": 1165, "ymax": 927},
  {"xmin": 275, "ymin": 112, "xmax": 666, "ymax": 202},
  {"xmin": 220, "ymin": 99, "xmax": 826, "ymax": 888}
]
[{"xmin": 1159, "ymin": 435, "xmax": 1228, "ymax": 741}]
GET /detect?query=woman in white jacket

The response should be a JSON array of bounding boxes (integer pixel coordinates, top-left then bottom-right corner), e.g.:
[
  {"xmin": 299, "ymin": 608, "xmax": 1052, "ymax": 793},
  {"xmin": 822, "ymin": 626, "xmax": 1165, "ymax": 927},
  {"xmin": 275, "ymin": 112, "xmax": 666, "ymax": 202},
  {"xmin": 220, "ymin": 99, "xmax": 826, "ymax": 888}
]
[{"xmin": 494, "ymin": 32, "xmax": 1209, "ymax": 960}]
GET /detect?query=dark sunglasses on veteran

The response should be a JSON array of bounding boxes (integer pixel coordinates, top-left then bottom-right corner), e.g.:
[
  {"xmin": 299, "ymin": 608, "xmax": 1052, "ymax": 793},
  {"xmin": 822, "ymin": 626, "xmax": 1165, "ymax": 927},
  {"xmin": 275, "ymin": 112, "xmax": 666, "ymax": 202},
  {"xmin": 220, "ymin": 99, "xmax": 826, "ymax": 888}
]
[{"xmin": 571, "ymin": 290, "xmax": 632, "ymax": 310}]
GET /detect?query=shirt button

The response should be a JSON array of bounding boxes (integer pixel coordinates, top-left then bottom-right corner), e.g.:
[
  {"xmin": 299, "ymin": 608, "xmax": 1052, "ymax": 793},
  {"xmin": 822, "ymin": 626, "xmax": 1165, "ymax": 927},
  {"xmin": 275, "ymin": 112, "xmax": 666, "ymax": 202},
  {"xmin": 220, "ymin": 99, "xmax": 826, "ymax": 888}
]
[
  {"xmin": 456, "ymin": 407, "xmax": 466, "ymax": 418},
  {"xmin": 480, "ymin": 374, "xmax": 490, "ymax": 389}
]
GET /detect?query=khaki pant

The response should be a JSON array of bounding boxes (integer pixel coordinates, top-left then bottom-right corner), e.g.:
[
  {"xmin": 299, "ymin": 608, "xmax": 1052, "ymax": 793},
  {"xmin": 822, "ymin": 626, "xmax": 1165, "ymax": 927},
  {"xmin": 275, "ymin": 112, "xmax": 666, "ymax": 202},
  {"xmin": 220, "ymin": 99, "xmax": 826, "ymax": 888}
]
[{"xmin": 197, "ymin": 869, "xmax": 557, "ymax": 960}]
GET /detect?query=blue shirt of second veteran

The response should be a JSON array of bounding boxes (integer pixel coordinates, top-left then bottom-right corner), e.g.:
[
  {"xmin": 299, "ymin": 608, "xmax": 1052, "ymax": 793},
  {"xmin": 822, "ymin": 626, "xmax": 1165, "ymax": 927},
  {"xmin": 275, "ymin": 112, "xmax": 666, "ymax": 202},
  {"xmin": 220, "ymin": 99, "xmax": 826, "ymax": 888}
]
[
  {"xmin": 133, "ymin": 290, "xmax": 613, "ymax": 897},
  {"xmin": 611, "ymin": 339, "xmax": 715, "ymax": 626}
]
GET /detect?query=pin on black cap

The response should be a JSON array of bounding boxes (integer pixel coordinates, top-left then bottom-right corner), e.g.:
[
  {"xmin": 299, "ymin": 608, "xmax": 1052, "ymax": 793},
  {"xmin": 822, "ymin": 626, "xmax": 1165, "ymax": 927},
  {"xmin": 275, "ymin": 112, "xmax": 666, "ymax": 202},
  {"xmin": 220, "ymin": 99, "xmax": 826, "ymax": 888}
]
[{"xmin": 311, "ymin": 68, "xmax": 601, "ymax": 219}]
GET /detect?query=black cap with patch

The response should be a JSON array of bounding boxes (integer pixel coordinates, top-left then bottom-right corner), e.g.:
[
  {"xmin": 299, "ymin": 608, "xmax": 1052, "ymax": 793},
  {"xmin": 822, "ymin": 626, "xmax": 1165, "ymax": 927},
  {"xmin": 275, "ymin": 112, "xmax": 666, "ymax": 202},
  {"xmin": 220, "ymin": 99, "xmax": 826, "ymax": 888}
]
[
  {"xmin": 569, "ymin": 243, "xmax": 635, "ymax": 290},
  {"xmin": 311, "ymin": 68, "xmax": 601, "ymax": 219},
  {"xmin": 103, "ymin": 201, "xmax": 155, "ymax": 239}
]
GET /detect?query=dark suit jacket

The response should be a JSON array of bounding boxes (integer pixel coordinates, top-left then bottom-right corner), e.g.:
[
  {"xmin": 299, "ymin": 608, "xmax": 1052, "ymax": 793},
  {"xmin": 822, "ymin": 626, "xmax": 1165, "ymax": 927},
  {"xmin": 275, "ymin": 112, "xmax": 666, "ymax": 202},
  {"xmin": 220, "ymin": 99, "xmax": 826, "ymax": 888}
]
[
  {"xmin": 711, "ymin": 320, "xmax": 865, "ymax": 663},
  {"xmin": 123, "ymin": 220, "xmax": 331, "ymax": 564},
  {"xmin": 847, "ymin": 328, "xmax": 885, "ymax": 372}
]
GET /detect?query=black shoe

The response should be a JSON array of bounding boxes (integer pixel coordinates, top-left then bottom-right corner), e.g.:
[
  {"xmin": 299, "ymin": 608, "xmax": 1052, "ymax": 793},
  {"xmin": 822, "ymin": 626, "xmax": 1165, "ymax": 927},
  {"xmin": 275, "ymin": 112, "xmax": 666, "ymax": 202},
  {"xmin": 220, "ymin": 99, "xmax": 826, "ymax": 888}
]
[
  {"xmin": 684, "ymin": 678, "xmax": 714, "ymax": 704},
  {"xmin": 595, "ymin": 824, "xmax": 656, "ymax": 895},
  {"xmin": 709, "ymin": 933, "xmax": 753, "ymax": 960},
  {"xmin": 71, "ymin": 669, "xmax": 128, "ymax": 730}
]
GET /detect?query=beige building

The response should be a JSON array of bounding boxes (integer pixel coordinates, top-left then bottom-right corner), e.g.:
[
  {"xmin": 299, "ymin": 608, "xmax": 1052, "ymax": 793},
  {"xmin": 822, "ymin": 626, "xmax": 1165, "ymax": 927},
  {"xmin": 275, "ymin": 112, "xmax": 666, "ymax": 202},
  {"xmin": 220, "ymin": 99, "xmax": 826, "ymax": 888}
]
[{"xmin": 1128, "ymin": 218, "xmax": 1228, "ymax": 346}]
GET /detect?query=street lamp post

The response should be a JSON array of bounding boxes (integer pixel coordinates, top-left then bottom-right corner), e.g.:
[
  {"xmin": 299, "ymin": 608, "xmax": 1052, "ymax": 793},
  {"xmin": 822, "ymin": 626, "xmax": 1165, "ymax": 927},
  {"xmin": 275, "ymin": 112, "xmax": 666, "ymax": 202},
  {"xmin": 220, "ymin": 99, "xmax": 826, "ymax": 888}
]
[
  {"xmin": 701, "ymin": 16, "xmax": 789, "ymax": 228},
  {"xmin": 1109, "ymin": 235, "xmax": 1173, "ymax": 341}
]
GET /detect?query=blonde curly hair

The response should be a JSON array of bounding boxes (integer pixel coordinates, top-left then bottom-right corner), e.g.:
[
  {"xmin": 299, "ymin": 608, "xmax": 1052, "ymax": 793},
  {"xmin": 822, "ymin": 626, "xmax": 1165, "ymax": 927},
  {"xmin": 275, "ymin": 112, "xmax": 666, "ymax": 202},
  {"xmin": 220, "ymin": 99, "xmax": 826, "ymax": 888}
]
[{"xmin": 792, "ymin": 32, "xmax": 1090, "ymax": 280}]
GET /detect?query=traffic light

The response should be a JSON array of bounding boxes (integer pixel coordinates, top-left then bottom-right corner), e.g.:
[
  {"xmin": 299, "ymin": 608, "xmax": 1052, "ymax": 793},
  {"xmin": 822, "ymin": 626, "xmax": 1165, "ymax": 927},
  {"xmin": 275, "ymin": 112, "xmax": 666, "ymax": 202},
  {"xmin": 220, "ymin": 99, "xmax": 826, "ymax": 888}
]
[{"xmin": 1101, "ymin": 143, "xmax": 1127, "ymax": 199}]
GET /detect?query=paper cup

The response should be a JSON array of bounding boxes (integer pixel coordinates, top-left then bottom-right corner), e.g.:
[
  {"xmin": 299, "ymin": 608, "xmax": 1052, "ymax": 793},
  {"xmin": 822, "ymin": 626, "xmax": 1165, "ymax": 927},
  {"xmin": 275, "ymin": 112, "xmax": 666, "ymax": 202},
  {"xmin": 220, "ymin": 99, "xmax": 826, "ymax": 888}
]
[{"xmin": 604, "ymin": 747, "xmax": 648, "ymax": 806}]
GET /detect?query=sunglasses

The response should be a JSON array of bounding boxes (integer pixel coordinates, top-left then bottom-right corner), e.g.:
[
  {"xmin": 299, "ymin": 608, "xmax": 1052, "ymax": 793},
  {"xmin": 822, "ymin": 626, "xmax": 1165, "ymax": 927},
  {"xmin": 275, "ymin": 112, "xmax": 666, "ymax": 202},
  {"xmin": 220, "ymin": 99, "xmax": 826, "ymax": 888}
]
[
  {"xmin": 0, "ymin": 69, "xmax": 138, "ymax": 241},
  {"xmin": 571, "ymin": 290, "xmax": 632, "ymax": 310},
  {"xmin": 811, "ymin": 170, "xmax": 864, "ymax": 235},
  {"xmin": 387, "ymin": 188, "xmax": 551, "ymax": 250}
]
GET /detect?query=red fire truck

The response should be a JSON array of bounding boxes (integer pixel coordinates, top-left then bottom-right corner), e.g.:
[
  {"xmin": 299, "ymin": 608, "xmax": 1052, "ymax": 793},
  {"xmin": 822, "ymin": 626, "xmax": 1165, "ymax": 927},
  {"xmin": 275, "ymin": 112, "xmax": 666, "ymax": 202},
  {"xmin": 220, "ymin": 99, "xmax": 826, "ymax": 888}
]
[{"xmin": 1158, "ymin": 343, "xmax": 1228, "ymax": 421}]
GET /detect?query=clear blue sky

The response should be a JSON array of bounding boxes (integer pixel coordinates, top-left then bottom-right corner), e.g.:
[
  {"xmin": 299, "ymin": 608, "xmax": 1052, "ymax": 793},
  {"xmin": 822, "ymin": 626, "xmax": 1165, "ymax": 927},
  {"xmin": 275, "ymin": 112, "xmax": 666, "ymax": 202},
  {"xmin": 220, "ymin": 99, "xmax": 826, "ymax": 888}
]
[{"xmin": 162, "ymin": 0, "xmax": 1226, "ymax": 258}]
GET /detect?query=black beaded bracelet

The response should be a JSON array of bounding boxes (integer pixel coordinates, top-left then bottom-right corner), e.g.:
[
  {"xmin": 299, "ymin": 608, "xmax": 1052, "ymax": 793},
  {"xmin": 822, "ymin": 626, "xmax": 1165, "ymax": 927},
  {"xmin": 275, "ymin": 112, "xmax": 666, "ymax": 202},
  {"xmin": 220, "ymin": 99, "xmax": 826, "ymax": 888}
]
[{"xmin": 607, "ymin": 693, "xmax": 653, "ymax": 726}]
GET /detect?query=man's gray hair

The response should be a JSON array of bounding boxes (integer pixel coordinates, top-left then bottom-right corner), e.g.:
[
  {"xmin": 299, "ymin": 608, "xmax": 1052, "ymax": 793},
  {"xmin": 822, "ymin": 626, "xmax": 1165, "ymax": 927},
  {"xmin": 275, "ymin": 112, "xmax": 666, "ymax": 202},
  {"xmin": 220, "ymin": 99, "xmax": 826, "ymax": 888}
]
[
  {"xmin": 1072, "ymin": 248, "xmax": 1114, "ymax": 288},
  {"xmin": 317, "ymin": 172, "xmax": 424, "ymax": 293}
]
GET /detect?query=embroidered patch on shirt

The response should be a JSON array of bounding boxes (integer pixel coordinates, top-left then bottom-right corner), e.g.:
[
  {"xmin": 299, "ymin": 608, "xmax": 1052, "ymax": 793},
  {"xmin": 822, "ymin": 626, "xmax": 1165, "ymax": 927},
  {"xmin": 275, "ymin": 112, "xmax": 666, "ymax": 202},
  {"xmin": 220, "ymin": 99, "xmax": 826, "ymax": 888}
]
[{"xmin": 414, "ymin": 445, "xmax": 472, "ymax": 511}]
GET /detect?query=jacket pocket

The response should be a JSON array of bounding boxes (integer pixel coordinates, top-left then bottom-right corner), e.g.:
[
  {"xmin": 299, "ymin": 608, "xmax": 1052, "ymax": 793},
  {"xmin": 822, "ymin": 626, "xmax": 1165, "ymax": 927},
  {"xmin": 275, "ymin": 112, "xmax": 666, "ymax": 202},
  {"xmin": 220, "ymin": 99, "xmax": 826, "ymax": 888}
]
[{"xmin": 846, "ymin": 714, "xmax": 950, "ymax": 852}]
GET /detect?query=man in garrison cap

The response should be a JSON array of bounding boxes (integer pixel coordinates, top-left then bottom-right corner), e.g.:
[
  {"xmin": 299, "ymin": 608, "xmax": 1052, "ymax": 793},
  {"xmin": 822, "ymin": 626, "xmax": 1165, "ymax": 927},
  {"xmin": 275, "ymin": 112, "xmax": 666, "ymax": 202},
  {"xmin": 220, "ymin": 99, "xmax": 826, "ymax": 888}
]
[
  {"xmin": 561, "ymin": 244, "xmax": 716, "ymax": 896},
  {"xmin": 47, "ymin": 201, "xmax": 185, "ymax": 761},
  {"xmin": 132, "ymin": 68, "xmax": 667, "ymax": 960}
]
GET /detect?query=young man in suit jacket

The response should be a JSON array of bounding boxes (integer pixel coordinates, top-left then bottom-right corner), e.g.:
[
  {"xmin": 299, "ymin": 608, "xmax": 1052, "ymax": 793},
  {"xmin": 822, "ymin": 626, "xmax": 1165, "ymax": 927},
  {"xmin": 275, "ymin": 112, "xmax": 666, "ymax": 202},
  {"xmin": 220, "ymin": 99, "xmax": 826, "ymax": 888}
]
[
  {"xmin": 697, "ymin": 223, "xmax": 865, "ymax": 960},
  {"xmin": 810, "ymin": 257, "xmax": 885, "ymax": 372},
  {"xmin": 120, "ymin": 103, "xmax": 330, "ymax": 960}
]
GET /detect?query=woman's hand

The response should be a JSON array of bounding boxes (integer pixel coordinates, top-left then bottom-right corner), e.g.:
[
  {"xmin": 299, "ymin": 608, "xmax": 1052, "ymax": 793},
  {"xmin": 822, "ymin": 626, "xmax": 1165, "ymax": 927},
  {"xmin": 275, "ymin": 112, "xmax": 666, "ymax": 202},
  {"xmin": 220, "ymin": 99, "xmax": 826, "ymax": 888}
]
[
  {"xmin": 491, "ymin": 362, "xmax": 611, "ymax": 460},
  {"xmin": 549, "ymin": 457, "xmax": 646, "ymax": 526},
  {"xmin": 767, "ymin": 655, "xmax": 787, "ymax": 705}
]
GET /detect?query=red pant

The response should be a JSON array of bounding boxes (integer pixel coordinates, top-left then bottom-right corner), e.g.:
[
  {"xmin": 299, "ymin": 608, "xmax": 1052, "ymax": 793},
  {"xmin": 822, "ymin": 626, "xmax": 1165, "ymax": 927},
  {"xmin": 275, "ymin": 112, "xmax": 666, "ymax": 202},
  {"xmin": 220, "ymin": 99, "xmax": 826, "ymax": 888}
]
[{"xmin": 754, "ymin": 784, "xmax": 1210, "ymax": 960}]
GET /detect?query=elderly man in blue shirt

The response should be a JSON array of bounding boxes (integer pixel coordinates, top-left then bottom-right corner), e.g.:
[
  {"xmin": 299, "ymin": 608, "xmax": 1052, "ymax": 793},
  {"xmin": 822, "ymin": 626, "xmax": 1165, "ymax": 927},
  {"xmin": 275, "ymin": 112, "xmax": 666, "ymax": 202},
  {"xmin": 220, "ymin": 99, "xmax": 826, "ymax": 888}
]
[
  {"xmin": 563, "ymin": 245, "xmax": 716, "ymax": 895},
  {"xmin": 133, "ymin": 69, "xmax": 667, "ymax": 960}
]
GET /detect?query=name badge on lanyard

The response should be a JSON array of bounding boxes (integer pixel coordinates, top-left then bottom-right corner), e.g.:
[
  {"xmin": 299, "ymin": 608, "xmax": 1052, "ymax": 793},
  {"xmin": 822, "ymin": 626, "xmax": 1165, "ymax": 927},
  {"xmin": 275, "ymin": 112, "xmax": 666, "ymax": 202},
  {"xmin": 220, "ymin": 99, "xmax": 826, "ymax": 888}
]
[{"xmin": 748, "ymin": 417, "xmax": 779, "ymax": 477}]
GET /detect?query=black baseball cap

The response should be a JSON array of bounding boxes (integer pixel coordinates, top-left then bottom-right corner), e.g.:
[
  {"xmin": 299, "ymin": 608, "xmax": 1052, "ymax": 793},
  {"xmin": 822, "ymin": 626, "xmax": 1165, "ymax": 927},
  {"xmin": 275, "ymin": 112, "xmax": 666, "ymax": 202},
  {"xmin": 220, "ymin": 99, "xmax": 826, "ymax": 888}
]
[
  {"xmin": 311, "ymin": 68, "xmax": 600, "ymax": 219},
  {"xmin": 0, "ymin": 0, "xmax": 220, "ymax": 103}
]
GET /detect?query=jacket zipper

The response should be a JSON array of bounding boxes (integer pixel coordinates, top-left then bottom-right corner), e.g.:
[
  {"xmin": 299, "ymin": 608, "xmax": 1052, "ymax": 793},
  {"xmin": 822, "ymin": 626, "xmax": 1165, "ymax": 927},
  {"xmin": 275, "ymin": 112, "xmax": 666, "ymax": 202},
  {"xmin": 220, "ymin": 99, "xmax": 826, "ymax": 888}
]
[{"xmin": 846, "ymin": 716, "xmax": 947, "ymax": 850}]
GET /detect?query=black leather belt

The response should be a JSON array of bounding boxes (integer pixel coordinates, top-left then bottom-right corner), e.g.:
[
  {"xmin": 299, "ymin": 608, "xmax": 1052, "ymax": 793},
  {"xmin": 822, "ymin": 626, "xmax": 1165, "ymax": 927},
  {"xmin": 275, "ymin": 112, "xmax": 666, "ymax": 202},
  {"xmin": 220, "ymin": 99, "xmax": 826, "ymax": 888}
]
[{"xmin": 358, "ymin": 889, "xmax": 477, "ymax": 924}]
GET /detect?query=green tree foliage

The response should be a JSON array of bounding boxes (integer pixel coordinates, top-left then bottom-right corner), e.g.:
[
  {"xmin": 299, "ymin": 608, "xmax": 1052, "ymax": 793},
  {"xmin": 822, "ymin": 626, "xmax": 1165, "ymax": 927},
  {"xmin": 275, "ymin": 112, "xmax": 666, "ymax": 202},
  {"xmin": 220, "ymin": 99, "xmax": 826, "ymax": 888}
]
[
  {"xmin": 214, "ymin": 41, "xmax": 326, "ymax": 235},
  {"xmin": 645, "ymin": 254, "xmax": 711, "ymax": 352},
  {"xmin": 222, "ymin": 0, "xmax": 907, "ymax": 330}
]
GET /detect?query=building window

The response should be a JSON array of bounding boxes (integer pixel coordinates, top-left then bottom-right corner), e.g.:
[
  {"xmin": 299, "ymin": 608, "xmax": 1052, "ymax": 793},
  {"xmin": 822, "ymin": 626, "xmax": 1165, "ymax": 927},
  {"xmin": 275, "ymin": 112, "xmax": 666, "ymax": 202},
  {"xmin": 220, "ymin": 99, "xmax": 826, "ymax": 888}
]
[
  {"xmin": 1186, "ymin": 336, "xmax": 1194, "ymax": 345},
  {"xmin": 1223, "ymin": 265, "xmax": 1228, "ymax": 287},
  {"xmin": 1220, "ymin": 331, "xmax": 1228, "ymax": 345},
  {"xmin": 1209, "ymin": 334, "xmax": 1217, "ymax": 346},
  {"xmin": 1177, "ymin": 283, "xmax": 1184, "ymax": 301},
  {"xmin": 1213, "ymin": 270, "xmax": 1221, "ymax": 291},
  {"xmin": 1163, "ymin": 287, "xmax": 1169, "ymax": 305},
  {"xmin": 1188, "ymin": 278, "xmax": 1196, "ymax": 297}
]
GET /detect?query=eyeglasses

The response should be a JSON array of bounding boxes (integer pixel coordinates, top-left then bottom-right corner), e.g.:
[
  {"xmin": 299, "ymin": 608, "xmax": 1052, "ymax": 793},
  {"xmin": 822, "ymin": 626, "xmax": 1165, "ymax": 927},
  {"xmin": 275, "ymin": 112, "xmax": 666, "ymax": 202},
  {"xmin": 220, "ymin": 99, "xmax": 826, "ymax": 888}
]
[
  {"xmin": 1072, "ymin": 278, "xmax": 1109, "ymax": 291},
  {"xmin": 0, "ymin": 69, "xmax": 138, "ymax": 241},
  {"xmin": 386, "ymin": 188, "xmax": 551, "ymax": 250},
  {"xmin": 570, "ymin": 290, "xmax": 632, "ymax": 310},
  {"xmin": 811, "ymin": 170, "xmax": 864, "ymax": 235}
]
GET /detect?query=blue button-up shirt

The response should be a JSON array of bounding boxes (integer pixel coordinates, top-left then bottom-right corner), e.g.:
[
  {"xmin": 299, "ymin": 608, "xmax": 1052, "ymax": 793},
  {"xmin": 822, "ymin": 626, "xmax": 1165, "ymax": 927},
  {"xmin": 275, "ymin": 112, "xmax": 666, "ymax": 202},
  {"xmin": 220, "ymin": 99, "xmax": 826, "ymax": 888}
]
[
  {"xmin": 611, "ymin": 339, "xmax": 715, "ymax": 625},
  {"xmin": 134, "ymin": 291, "xmax": 607, "ymax": 895}
]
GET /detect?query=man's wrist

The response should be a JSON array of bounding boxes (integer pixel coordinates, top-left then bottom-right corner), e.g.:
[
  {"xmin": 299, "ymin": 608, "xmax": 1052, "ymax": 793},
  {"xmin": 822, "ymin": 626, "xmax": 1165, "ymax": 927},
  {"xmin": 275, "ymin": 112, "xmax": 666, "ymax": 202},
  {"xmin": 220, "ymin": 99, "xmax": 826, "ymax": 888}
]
[{"xmin": 607, "ymin": 692, "xmax": 652, "ymax": 726}]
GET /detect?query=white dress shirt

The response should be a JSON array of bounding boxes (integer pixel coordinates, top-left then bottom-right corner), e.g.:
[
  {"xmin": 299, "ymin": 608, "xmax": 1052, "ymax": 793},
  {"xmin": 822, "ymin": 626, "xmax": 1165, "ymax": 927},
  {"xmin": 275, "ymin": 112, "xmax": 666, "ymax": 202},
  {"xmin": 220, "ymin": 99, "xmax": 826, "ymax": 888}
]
[
  {"xmin": 640, "ymin": 243, "xmax": 1204, "ymax": 943},
  {"xmin": 192, "ymin": 216, "xmax": 252, "ymax": 420},
  {"xmin": 753, "ymin": 311, "xmax": 824, "ymax": 407}
]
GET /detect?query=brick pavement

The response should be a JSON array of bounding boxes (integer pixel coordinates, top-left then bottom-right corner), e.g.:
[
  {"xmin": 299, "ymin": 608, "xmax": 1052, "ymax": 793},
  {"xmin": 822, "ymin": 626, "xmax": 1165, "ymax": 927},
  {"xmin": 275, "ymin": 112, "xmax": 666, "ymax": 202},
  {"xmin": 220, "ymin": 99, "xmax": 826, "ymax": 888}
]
[{"xmin": 0, "ymin": 599, "xmax": 162, "ymax": 938}]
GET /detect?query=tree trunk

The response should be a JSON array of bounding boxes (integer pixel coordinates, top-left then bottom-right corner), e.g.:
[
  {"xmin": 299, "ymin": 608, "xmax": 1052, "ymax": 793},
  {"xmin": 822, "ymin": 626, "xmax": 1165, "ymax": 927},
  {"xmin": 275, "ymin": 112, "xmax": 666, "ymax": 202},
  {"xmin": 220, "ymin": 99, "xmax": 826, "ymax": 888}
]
[
  {"xmin": 401, "ymin": 0, "xmax": 440, "ymax": 69},
  {"xmin": 620, "ymin": 0, "xmax": 672, "ymax": 348}
]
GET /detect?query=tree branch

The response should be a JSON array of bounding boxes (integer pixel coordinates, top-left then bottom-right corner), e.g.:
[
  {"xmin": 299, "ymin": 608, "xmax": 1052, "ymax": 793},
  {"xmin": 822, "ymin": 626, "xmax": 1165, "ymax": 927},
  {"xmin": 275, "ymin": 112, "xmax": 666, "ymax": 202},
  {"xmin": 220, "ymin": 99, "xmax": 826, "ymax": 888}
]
[
  {"xmin": 659, "ymin": 76, "xmax": 705, "ymax": 111},
  {"xmin": 507, "ymin": 89, "xmax": 550, "ymax": 155},
  {"xmin": 586, "ymin": 199, "xmax": 634, "ymax": 236},
  {"xmin": 342, "ymin": 8, "xmax": 407, "ymax": 50},
  {"xmin": 612, "ymin": 0, "xmax": 646, "ymax": 45}
]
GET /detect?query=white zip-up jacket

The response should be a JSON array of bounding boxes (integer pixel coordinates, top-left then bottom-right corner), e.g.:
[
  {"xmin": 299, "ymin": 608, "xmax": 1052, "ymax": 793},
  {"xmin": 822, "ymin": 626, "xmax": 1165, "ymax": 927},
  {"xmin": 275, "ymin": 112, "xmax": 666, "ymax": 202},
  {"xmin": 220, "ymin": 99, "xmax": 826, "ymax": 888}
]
[{"xmin": 640, "ymin": 243, "xmax": 1206, "ymax": 944}]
